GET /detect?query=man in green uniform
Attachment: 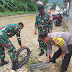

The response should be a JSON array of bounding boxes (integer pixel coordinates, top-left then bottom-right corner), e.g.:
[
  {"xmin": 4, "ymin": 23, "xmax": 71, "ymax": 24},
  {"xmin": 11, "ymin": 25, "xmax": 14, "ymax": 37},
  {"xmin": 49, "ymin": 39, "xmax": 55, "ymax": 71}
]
[
  {"xmin": 34, "ymin": 5, "xmax": 53, "ymax": 56},
  {"xmin": 0, "ymin": 22, "xmax": 25, "ymax": 70}
]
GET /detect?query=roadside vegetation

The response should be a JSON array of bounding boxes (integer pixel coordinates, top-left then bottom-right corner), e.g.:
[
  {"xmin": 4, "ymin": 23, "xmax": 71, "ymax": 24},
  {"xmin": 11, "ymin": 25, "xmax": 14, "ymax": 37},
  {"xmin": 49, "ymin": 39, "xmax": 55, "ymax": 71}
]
[
  {"xmin": 0, "ymin": 11, "xmax": 37, "ymax": 16},
  {"xmin": 0, "ymin": 0, "xmax": 38, "ymax": 16},
  {"xmin": 0, "ymin": 0, "xmax": 49, "ymax": 16}
]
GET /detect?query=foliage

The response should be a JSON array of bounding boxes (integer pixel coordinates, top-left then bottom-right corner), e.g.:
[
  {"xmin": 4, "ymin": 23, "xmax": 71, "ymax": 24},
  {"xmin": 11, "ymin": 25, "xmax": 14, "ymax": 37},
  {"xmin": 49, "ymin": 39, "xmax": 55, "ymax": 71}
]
[
  {"xmin": 50, "ymin": 1, "xmax": 60, "ymax": 10},
  {"xmin": 0, "ymin": 11, "xmax": 37, "ymax": 17},
  {"xmin": 0, "ymin": 0, "xmax": 15, "ymax": 11},
  {"xmin": 51, "ymin": 2, "xmax": 57, "ymax": 10},
  {"xmin": 0, "ymin": 0, "xmax": 37, "ymax": 12},
  {"xmin": 42, "ymin": 0, "xmax": 48, "ymax": 6},
  {"xmin": 27, "ymin": 2, "xmax": 37, "ymax": 11}
]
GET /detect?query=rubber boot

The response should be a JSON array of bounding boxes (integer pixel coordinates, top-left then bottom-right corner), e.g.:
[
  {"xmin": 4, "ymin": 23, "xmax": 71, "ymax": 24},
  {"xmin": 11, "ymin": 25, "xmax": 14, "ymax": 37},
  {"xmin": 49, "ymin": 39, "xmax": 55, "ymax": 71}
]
[
  {"xmin": 38, "ymin": 49, "xmax": 44, "ymax": 56},
  {"xmin": 12, "ymin": 62, "xmax": 22, "ymax": 71},
  {"xmin": 49, "ymin": 57, "xmax": 56, "ymax": 63},
  {"xmin": 0, "ymin": 59, "xmax": 9, "ymax": 66},
  {"xmin": 60, "ymin": 71, "xmax": 65, "ymax": 72}
]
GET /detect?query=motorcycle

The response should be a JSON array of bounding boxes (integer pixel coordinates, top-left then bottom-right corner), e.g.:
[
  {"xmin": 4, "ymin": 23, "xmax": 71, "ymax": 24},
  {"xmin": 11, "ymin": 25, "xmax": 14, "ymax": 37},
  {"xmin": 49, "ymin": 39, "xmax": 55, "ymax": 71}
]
[{"xmin": 53, "ymin": 14, "xmax": 62, "ymax": 26}]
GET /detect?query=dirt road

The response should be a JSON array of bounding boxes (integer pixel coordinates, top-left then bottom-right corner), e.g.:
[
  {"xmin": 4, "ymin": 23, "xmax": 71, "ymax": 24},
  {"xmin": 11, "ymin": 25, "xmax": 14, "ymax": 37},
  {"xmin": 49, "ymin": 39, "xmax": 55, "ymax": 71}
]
[{"xmin": 0, "ymin": 14, "xmax": 72, "ymax": 72}]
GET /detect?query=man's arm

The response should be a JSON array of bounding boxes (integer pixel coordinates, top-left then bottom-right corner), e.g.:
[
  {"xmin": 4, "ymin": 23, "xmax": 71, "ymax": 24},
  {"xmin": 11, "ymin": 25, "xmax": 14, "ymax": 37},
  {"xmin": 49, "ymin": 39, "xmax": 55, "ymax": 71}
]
[
  {"xmin": 46, "ymin": 54, "xmax": 50, "ymax": 62},
  {"xmin": 16, "ymin": 28, "xmax": 21, "ymax": 46},
  {"xmin": 60, "ymin": 42, "xmax": 69, "ymax": 54},
  {"xmin": 34, "ymin": 16, "xmax": 38, "ymax": 35},
  {"xmin": 46, "ymin": 43, "xmax": 52, "ymax": 62},
  {"xmin": 49, "ymin": 13, "xmax": 53, "ymax": 21},
  {"xmin": 35, "ymin": 29, "xmax": 37, "ymax": 35},
  {"xmin": 53, "ymin": 37, "xmax": 69, "ymax": 54},
  {"xmin": 48, "ymin": 13, "xmax": 53, "ymax": 33},
  {"xmin": 15, "ymin": 26, "xmax": 27, "ymax": 48}
]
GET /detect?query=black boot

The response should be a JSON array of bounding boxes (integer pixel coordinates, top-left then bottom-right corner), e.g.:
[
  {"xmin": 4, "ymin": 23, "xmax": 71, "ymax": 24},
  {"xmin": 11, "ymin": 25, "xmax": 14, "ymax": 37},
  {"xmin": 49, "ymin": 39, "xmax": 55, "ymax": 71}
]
[
  {"xmin": 38, "ymin": 49, "xmax": 44, "ymax": 56},
  {"xmin": 46, "ymin": 53, "xmax": 47, "ymax": 56},
  {"xmin": 60, "ymin": 71, "xmax": 65, "ymax": 72},
  {"xmin": 12, "ymin": 62, "xmax": 22, "ymax": 71},
  {"xmin": 49, "ymin": 57, "xmax": 56, "ymax": 63},
  {"xmin": 0, "ymin": 59, "xmax": 9, "ymax": 66}
]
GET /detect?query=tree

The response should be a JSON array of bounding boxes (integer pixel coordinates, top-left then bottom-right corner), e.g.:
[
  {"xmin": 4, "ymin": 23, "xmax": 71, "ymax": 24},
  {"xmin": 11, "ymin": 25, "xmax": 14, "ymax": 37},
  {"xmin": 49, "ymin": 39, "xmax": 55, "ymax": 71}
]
[
  {"xmin": 42, "ymin": 0, "xmax": 48, "ymax": 6},
  {"xmin": 0, "ymin": 0, "xmax": 37, "ymax": 12},
  {"xmin": 51, "ymin": 2, "xmax": 58, "ymax": 10}
]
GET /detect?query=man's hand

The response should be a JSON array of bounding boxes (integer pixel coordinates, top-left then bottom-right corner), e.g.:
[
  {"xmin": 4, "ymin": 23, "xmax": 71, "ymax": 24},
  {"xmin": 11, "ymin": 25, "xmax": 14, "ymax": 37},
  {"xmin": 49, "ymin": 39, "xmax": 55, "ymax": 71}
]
[
  {"xmin": 46, "ymin": 57, "xmax": 49, "ymax": 62},
  {"xmin": 34, "ymin": 29, "xmax": 37, "ymax": 35},
  {"xmin": 49, "ymin": 29, "xmax": 52, "ymax": 33},
  {"xmin": 61, "ymin": 53, "xmax": 65, "ymax": 59},
  {"xmin": 20, "ymin": 46, "xmax": 27, "ymax": 48}
]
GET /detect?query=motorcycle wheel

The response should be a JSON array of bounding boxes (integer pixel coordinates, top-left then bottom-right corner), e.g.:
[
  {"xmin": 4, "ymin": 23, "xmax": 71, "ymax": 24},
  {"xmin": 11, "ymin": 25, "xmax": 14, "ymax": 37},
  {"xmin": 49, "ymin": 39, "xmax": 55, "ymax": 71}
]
[
  {"xmin": 56, "ymin": 23, "xmax": 61, "ymax": 26},
  {"xmin": 17, "ymin": 47, "xmax": 30, "ymax": 65}
]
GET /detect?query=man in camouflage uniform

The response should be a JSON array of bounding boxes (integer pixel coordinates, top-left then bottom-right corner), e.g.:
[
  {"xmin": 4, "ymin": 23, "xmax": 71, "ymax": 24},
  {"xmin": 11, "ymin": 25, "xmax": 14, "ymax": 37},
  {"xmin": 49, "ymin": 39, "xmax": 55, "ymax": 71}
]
[
  {"xmin": 0, "ymin": 22, "xmax": 25, "ymax": 70},
  {"xmin": 34, "ymin": 5, "xmax": 53, "ymax": 56}
]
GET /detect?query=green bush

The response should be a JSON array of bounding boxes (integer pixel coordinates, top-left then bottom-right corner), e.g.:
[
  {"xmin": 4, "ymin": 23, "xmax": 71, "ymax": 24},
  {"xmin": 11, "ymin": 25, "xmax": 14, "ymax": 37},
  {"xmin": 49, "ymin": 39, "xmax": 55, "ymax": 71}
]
[
  {"xmin": 0, "ymin": 11, "xmax": 37, "ymax": 17},
  {"xmin": 27, "ymin": 2, "xmax": 37, "ymax": 11},
  {"xmin": 10, "ymin": 11, "xmax": 17, "ymax": 15},
  {"xmin": 16, "ymin": 11, "xmax": 24, "ymax": 14},
  {"xmin": 16, "ymin": 2, "xmax": 28, "ymax": 11},
  {"xmin": 0, "ymin": 0, "xmax": 37, "ymax": 12},
  {"xmin": 0, "ymin": 12, "xmax": 3, "ymax": 16}
]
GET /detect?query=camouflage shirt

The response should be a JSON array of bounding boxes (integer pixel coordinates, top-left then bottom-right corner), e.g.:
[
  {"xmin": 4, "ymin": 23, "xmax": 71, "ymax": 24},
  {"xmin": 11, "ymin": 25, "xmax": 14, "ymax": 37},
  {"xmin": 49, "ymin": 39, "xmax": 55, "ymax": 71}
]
[
  {"xmin": 35, "ymin": 12, "xmax": 53, "ymax": 33},
  {"xmin": 0, "ymin": 24, "xmax": 21, "ymax": 46}
]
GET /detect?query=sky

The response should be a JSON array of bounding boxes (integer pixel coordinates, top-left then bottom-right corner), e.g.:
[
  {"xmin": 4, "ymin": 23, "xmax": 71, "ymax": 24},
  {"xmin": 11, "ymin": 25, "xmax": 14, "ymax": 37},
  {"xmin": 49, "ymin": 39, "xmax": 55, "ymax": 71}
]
[{"xmin": 48, "ymin": 0, "xmax": 63, "ymax": 7}]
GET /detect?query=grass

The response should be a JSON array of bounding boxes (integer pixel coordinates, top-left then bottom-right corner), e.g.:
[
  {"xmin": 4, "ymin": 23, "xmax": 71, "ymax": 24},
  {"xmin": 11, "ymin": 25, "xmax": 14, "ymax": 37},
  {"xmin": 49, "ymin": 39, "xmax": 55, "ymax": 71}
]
[{"xmin": 0, "ymin": 11, "xmax": 37, "ymax": 17}]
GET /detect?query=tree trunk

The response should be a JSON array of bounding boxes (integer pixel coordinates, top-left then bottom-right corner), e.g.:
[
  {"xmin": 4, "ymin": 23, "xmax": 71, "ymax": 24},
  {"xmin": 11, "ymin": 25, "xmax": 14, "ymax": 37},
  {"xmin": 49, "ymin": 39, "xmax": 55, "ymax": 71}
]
[
  {"xmin": 14, "ymin": 0, "xmax": 16, "ymax": 12},
  {"xmin": 3, "ymin": 0, "xmax": 5, "ymax": 11}
]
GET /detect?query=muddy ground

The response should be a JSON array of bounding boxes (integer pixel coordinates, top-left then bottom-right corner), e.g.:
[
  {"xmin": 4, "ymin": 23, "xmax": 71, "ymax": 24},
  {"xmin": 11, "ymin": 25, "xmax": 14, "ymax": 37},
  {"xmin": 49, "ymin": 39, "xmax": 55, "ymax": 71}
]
[{"xmin": 0, "ymin": 14, "xmax": 72, "ymax": 72}]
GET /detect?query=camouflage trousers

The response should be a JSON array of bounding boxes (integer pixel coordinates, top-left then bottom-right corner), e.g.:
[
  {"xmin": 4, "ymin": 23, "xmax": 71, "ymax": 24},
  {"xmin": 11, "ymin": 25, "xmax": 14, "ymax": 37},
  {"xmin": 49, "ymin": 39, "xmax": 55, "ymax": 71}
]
[
  {"xmin": 0, "ymin": 31, "xmax": 17, "ymax": 62},
  {"xmin": 38, "ymin": 39, "xmax": 47, "ymax": 51},
  {"xmin": 38, "ymin": 21, "xmax": 53, "ymax": 51},
  {"xmin": 38, "ymin": 31, "xmax": 49, "ymax": 51}
]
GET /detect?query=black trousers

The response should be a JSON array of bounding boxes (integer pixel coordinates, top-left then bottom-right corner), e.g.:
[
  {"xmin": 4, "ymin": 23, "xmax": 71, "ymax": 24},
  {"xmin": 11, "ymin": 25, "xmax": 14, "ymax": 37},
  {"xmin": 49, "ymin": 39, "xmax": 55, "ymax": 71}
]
[{"xmin": 52, "ymin": 45, "xmax": 72, "ymax": 72}]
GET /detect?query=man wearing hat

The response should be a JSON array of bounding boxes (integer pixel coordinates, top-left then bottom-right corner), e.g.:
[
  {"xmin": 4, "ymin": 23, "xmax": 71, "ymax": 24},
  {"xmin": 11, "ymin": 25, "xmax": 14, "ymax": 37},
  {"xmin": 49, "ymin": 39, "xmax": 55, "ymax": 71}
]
[{"xmin": 34, "ymin": 5, "xmax": 53, "ymax": 56}]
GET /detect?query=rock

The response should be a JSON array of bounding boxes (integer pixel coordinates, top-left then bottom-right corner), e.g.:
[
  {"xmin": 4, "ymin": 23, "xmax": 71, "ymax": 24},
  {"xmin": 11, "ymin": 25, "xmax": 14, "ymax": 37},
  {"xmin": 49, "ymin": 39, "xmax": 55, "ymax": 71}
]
[
  {"xmin": 23, "ymin": 68, "xmax": 27, "ymax": 72},
  {"xmin": 38, "ymin": 54, "xmax": 46, "ymax": 62},
  {"xmin": 16, "ymin": 67, "xmax": 27, "ymax": 72},
  {"xmin": 10, "ymin": 70, "xmax": 16, "ymax": 72},
  {"xmin": 34, "ymin": 70, "xmax": 41, "ymax": 72},
  {"xmin": 30, "ymin": 48, "xmax": 33, "ymax": 53}
]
